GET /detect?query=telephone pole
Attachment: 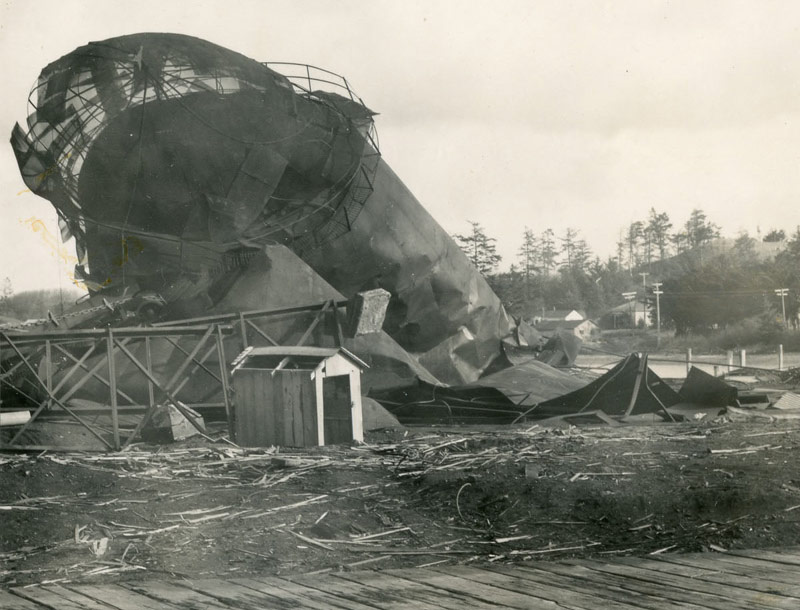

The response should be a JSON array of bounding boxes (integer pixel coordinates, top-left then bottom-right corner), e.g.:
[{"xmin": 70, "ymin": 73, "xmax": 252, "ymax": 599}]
[
  {"xmin": 775, "ymin": 288, "xmax": 789, "ymax": 328},
  {"xmin": 652, "ymin": 282, "xmax": 663, "ymax": 347},
  {"xmin": 638, "ymin": 273, "xmax": 649, "ymax": 329},
  {"xmin": 622, "ymin": 291, "xmax": 637, "ymax": 328}
]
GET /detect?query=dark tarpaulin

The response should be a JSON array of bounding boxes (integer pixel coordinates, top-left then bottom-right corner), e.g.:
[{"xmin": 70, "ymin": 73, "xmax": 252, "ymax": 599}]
[
  {"xmin": 372, "ymin": 359, "xmax": 588, "ymax": 424},
  {"xmin": 535, "ymin": 329, "xmax": 582, "ymax": 367},
  {"xmin": 372, "ymin": 379, "xmax": 522, "ymax": 425},
  {"xmin": 528, "ymin": 353, "xmax": 680, "ymax": 420},
  {"xmin": 679, "ymin": 366, "xmax": 738, "ymax": 408}
]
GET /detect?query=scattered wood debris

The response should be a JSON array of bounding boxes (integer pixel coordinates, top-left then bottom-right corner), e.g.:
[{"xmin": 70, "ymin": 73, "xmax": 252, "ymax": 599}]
[{"xmin": 2, "ymin": 419, "xmax": 800, "ymax": 585}]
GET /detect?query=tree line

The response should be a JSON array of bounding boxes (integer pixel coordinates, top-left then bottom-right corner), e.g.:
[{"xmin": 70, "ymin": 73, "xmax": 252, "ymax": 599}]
[
  {"xmin": 453, "ymin": 209, "xmax": 796, "ymax": 334},
  {"xmin": 0, "ymin": 278, "xmax": 84, "ymax": 322}
]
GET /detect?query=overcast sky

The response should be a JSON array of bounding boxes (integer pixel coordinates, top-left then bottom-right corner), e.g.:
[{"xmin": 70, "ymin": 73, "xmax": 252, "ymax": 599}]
[{"xmin": 2, "ymin": 0, "xmax": 800, "ymax": 291}]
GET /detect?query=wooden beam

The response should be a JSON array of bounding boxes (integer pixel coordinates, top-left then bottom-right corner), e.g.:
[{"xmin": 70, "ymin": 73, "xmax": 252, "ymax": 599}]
[
  {"xmin": 113, "ymin": 340, "xmax": 207, "ymax": 437},
  {"xmin": 1, "ymin": 325, "xmax": 234, "ymax": 342},
  {"xmin": 49, "ymin": 342, "xmax": 98, "ymax": 396},
  {"xmin": 52, "ymin": 342, "xmax": 138, "ymax": 406},
  {"xmin": 296, "ymin": 299, "xmax": 332, "ymax": 347},
  {"xmin": 152, "ymin": 300, "xmax": 349, "ymax": 327},
  {"xmin": 1, "ymin": 332, "xmax": 114, "ymax": 450},
  {"xmin": 169, "ymin": 344, "xmax": 218, "ymax": 397},
  {"xmin": 107, "ymin": 328, "xmax": 120, "ymax": 450},
  {"xmin": 334, "ymin": 305, "xmax": 345, "ymax": 347},
  {"xmin": 8, "ymin": 336, "xmax": 134, "ymax": 447},
  {"xmin": 216, "ymin": 324, "xmax": 234, "ymax": 440},
  {"xmin": 245, "ymin": 319, "xmax": 280, "ymax": 346},
  {"xmin": 162, "ymin": 325, "xmax": 215, "ymax": 392},
  {"xmin": 144, "ymin": 336, "xmax": 155, "ymax": 410}
]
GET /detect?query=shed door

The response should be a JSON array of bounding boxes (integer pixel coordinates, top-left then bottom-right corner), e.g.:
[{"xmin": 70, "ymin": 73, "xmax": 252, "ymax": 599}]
[{"xmin": 322, "ymin": 375, "xmax": 353, "ymax": 444}]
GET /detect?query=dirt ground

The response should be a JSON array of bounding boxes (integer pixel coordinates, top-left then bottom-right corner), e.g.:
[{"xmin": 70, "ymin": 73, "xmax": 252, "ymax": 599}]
[{"xmin": 2, "ymin": 415, "xmax": 800, "ymax": 588}]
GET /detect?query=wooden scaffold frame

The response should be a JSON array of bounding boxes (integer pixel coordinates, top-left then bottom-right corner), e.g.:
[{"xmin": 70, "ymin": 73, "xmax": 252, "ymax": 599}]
[{"xmin": 0, "ymin": 325, "xmax": 234, "ymax": 452}]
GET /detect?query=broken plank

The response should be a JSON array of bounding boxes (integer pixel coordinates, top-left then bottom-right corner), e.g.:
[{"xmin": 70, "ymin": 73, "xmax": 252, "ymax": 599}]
[
  {"xmin": 614, "ymin": 556, "xmax": 800, "ymax": 599},
  {"xmin": 173, "ymin": 579, "xmax": 303, "ymax": 610},
  {"xmin": 230, "ymin": 578, "xmax": 344, "ymax": 610},
  {"xmin": 519, "ymin": 560, "xmax": 750, "ymax": 610},
  {"xmin": 334, "ymin": 570, "xmax": 497, "ymax": 610},
  {"xmin": 429, "ymin": 565, "xmax": 643, "ymax": 610},
  {"xmin": 564, "ymin": 558, "xmax": 785, "ymax": 610},
  {"xmin": 727, "ymin": 549, "xmax": 800, "ymax": 567},
  {"xmin": 11, "ymin": 585, "xmax": 117, "ymax": 610},
  {"xmin": 121, "ymin": 581, "xmax": 232, "ymax": 609},
  {"xmin": 383, "ymin": 567, "xmax": 568, "ymax": 609},
  {"xmin": 289, "ymin": 572, "xmax": 436, "ymax": 610},
  {"xmin": 0, "ymin": 590, "xmax": 47, "ymax": 610},
  {"xmin": 246, "ymin": 576, "xmax": 383, "ymax": 610},
  {"xmin": 66, "ymin": 584, "xmax": 184, "ymax": 610},
  {"xmin": 486, "ymin": 564, "xmax": 695, "ymax": 610},
  {"xmin": 652, "ymin": 553, "xmax": 800, "ymax": 588},
  {"xmin": 698, "ymin": 551, "xmax": 800, "ymax": 575}
]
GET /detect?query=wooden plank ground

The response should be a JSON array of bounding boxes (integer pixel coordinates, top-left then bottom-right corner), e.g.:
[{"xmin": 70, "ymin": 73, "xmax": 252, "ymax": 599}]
[{"xmin": 3, "ymin": 547, "xmax": 799, "ymax": 609}]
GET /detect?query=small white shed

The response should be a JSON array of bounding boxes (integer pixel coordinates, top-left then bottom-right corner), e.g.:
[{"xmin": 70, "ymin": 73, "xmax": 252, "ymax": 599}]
[{"xmin": 231, "ymin": 346, "xmax": 367, "ymax": 447}]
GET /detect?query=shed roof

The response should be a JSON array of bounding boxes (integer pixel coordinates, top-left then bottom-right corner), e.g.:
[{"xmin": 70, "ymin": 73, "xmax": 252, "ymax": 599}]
[{"xmin": 237, "ymin": 346, "xmax": 369, "ymax": 370}]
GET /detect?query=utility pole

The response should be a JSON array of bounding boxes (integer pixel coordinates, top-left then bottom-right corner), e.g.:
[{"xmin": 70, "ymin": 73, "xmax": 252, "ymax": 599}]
[
  {"xmin": 638, "ymin": 272, "xmax": 649, "ymax": 329},
  {"xmin": 622, "ymin": 291, "xmax": 637, "ymax": 328},
  {"xmin": 652, "ymin": 282, "xmax": 663, "ymax": 348},
  {"xmin": 775, "ymin": 288, "xmax": 789, "ymax": 328}
]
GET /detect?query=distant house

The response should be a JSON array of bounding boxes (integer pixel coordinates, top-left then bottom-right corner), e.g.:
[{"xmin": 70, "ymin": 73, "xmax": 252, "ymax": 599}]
[
  {"xmin": 532, "ymin": 309, "xmax": 585, "ymax": 324},
  {"xmin": 535, "ymin": 318, "xmax": 600, "ymax": 340},
  {"xmin": 599, "ymin": 301, "xmax": 652, "ymax": 330}
]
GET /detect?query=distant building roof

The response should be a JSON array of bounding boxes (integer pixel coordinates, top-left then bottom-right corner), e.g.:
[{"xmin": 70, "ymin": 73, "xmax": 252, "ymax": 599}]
[
  {"xmin": 539, "ymin": 309, "xmax": 585, "ymax": 321},
  {"xmin": 606, "ymin": 301, "xmax": 650, "ymax": 314},
  {"xmin": 535, "ymin": 319, "xmax": 595, "ymax": 331}
]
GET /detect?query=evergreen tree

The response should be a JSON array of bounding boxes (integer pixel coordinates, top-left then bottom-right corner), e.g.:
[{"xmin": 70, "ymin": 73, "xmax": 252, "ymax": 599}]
[
  {"xmin": 539, "ymin": 229, "xmax": 558, "ymax": 276},
  {"xmin": 763, "ymin": 228, "xmax": 786, "ymax": 242},
  {"xmin": 684, "ymin": 208, "xmax": 719, "ymax": 248},
  {"xmin": 453, "ymin": 221, "xmax": 502, "ymax": 275},
  {"xmin": 646, "ymin": 208, "xmax": 672, "ymax": 261},
  {"xmin": 517, "ymin": 228, "xmax": 538, "ymax": 281},
  {"xmin": 572, "ymin": 238, "xmax": 593, "ymax": 271},
  {"xmin": 625, "ymin": 221, "xmax": 644, "ymax": 272},
  {"xmin": 559, "ymin": 227, "xmax": 579, "ymax": 269},
  {"xmin": 0, "ymin": 278, "xmax": 12, "ymax": 314}
]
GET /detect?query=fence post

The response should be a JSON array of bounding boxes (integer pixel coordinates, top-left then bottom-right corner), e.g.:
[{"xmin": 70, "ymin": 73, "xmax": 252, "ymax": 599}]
[
  {"xmin": 779, "ymin": 344, "xmax": 784, "ymax": 371},
  {"xmin": 239, "ymin": 312, "xmax": 248, "ymax": 351},
  {"xmin": 45, "ymin": 340, "xmax": 52, "ymax": 411},
  {"xmin": 686, "ymin": 348, "xmax": 692, "ymax": 375},
  {"xmin": 727, "ymin": 350, "xmax": 734, "ymax": 373},
  {"xmin": 145, "ymin": 336, "xmax": 155, "ymax": 410},
  {"xmin": 107, "ymin": 328, "xmax": 120, "ymax": 451},
  {"xmin": 0, "ymin": 336, "xmax": 3, "ymax": 449},
  {"xmin": 740, "ymin": 349, "xmax": 747, "ymax": 368}
]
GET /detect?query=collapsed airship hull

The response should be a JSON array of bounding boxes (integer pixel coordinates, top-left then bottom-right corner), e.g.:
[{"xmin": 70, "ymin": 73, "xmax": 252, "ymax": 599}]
[{"xmin": 9, "ymin": 33, "xmax": 512, "ymax": 394}]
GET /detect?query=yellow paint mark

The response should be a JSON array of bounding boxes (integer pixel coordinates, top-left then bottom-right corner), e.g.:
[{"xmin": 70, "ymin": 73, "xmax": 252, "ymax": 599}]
[
  {"xmin": 16, "ymin": 152, "xmax": 73, "ymax": 196},
  {"xmin": 21, "ymin": 217, "xmax": 145, "ymax": 291}
]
